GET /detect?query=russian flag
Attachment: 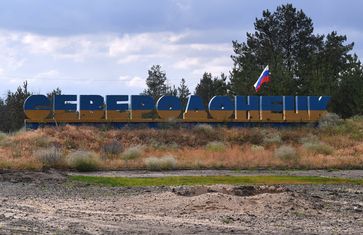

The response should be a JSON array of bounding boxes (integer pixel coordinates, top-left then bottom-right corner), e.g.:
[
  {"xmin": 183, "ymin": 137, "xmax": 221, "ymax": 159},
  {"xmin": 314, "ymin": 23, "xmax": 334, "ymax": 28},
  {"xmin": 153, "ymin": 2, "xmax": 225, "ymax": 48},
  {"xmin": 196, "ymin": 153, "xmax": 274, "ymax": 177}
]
[{"xmin": 253, "ymin": 65, "xmax": 270, "ymax": 92}]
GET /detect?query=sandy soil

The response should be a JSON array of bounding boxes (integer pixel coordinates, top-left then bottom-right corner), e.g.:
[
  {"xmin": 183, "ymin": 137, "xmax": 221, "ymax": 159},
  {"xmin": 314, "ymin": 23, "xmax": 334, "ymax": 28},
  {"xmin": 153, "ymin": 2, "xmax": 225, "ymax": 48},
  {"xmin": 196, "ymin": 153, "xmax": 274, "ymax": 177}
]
[{"xmin": 0, "ymin": 170, "xmax": 362, "ymax": 234}]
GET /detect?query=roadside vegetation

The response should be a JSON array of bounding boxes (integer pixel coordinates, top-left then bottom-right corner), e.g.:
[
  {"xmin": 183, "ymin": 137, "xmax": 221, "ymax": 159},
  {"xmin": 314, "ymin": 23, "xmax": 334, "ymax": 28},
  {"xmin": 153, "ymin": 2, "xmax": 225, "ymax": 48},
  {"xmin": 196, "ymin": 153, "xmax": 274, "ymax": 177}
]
[{"xmin": 0, "ymin": 114, "xmax": 362, "ymax": 171}]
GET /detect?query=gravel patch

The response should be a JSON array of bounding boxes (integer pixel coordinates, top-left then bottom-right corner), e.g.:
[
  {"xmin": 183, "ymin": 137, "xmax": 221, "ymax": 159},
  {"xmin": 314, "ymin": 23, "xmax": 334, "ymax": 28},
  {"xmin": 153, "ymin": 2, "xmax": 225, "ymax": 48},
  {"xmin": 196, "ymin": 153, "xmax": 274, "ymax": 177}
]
[{"xmin": 0, "ymin": 170, "xmax": 362, "ymax": 234}]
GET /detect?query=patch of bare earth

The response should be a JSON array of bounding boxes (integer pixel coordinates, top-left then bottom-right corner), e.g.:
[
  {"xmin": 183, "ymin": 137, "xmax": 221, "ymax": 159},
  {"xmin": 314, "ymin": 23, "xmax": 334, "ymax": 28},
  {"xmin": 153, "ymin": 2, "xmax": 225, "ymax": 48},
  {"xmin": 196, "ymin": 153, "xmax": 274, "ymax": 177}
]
[{"xmin": 0, "ymin": 171, "xmax": 362, "ymax": 234}]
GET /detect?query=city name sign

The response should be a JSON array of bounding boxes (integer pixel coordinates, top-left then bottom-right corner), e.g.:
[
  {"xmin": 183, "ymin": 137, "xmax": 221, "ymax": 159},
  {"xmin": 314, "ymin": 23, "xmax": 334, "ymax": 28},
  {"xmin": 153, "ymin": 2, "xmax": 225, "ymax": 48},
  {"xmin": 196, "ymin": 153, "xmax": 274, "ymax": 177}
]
[{"xmin": 23, "ymin": 95, "xmax": 330, "ymax": 123}]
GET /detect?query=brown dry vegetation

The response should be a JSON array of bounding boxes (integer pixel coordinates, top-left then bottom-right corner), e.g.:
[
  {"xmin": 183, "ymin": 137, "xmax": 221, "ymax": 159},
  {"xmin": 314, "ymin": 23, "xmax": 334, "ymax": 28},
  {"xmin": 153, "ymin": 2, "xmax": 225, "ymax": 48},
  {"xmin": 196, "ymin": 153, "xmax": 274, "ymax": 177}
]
[{"xmin": 0, "ymin": 116, "xmax": 363, "ymax": 171}]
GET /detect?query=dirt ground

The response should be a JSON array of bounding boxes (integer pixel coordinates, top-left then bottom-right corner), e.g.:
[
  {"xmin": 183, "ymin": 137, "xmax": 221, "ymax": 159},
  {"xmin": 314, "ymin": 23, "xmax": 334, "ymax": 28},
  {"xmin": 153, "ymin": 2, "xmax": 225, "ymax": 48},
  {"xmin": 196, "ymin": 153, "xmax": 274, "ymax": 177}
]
[{"xmin": 0, "ymin": 170, "xmax": 362, "ymax": 234}]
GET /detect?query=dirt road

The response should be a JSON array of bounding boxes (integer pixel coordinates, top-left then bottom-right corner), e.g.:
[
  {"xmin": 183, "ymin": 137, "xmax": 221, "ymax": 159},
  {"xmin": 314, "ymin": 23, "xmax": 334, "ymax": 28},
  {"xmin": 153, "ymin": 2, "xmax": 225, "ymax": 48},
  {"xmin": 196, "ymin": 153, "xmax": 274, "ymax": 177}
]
[{"xmin": 0, "ymin": 170, "xmax": 362, "ymax": 234}]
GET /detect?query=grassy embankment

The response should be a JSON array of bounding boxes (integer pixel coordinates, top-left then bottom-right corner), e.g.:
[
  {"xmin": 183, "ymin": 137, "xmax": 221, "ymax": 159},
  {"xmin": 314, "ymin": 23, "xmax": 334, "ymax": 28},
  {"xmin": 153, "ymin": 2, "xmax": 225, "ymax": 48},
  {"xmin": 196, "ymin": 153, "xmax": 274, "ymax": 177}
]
[
  {"xmin": 69, "ymin": 175, "xmax": 363, "ymax": 187},
  {"xmin": 0, "ymin": 114, "xmax": 362, "ymax": 171}
]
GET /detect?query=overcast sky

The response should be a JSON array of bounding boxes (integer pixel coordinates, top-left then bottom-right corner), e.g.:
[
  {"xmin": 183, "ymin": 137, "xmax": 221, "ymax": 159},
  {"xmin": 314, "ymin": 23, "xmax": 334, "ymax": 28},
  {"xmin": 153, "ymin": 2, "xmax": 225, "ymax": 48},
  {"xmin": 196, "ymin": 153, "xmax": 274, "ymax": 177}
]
[{"xmin": 0, "ymin": 0, "xmax": 362, "ymax": 96}]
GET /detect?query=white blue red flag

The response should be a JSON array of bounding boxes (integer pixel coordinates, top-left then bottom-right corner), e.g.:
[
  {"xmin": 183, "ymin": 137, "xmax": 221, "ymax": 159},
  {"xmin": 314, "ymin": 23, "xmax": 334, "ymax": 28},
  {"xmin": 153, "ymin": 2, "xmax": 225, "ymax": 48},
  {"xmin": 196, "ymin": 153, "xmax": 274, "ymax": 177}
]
[{"xmin": 253, "ymin": 65, "xmax": 270, "ymax": 92}]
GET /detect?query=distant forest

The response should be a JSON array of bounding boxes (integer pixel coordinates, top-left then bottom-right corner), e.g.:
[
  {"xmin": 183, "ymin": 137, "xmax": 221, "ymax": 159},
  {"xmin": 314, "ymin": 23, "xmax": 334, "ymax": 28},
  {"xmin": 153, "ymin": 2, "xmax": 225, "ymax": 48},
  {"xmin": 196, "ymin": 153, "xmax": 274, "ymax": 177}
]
[{"xmin": 1, "ymin": 4, "xmax": 362, "ymax": 132}]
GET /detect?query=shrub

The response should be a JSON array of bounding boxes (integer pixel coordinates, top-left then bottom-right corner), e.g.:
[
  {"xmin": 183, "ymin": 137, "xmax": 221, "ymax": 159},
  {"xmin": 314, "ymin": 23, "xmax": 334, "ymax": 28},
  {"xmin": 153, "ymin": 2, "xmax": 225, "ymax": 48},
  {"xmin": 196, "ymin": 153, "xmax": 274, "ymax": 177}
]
[
  {"xmin": 0, "ymin": 132, "xmax": 7, "ymax": 142},
  {"xmin": 101, "ymin": 139, "xmax": 123, "ymax": 157},
  {"xmin": 206, "ymin": 141, "xmax": 226, "ymax": 152},
  {"xmin": 34, "ymin": 136, "xmax": 51, "ymax": 147},
  {"xmin": 274, "ymin": 145, "xmax": 299, "ymax": 162},
  {"xmin": 64, "ymin": 138, "xmax": 79, "ymax": 149},
  {"xmin": 280, "ymin": 130, "xmax": 305, "ymax": 143},
  {"xmin": 239, "ymin": 129, "xmax": 264, "ymax": 145},
  {"xmin": 303, "ymin": 142, "xmax": 334, "ymax": 155},
  {"xmin": 67, "ymin": 150, "xmax": 100, "ymax": 171},
  {"xmin": 251, "ymin": 145, "xmax": 264, "ymax": 151},
  {"xmin": 193, "ymin": 124, "xmax": 215, "ymax": 135},
  {"xmin": 35, "ymin": 147, "xmax": 64, "ymax": 169},
  {"xmin": 122, "ymin": 145, "xmax": 144, "ymax": 161},
  {"xmin": 144, "ymin": 155, "xmax": 177, "ymax": 171},
  {"xmin": 299, "ymin": 135, "xmax": 320, "ymax": 145},
  {"xmin": 263, "ymin": 132, "xmax": 282, "ymax": 146},
  {"xmin": 351, "ymin": 115, "xmax": 363, "ymax": 121},
  {"xmin": 151, "ymin": 141, "xmax": 179, "ymax": 150},
  {"xmin": 319, "ymin": 113, "xmax": 343, "ymax": 129}
]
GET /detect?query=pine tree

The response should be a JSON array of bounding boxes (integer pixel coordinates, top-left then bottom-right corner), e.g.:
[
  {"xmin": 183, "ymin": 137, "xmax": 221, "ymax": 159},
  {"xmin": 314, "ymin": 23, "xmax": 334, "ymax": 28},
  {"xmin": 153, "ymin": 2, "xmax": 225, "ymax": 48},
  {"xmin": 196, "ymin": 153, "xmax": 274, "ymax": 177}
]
[
  {"xmin": 166, "ymin": 85, "xmax": 178, "ymax": 97},
  {"xmin": 143, "ymin": 65, "xmax": 169, "ymax": 101},
  {"xmin": 177, "ymin": 78, "xmax": 190, "ymax": 107},
  {"xmin": 195, "ymin": 73, "xmax": 228, "ymax": 106},
  {"xmin": 230, "ymin": 4, "xmax": 322, "ymax": 95},
  {"xmin": 4, "ymin": 81, "xmax": 31, "ymax": 131}
]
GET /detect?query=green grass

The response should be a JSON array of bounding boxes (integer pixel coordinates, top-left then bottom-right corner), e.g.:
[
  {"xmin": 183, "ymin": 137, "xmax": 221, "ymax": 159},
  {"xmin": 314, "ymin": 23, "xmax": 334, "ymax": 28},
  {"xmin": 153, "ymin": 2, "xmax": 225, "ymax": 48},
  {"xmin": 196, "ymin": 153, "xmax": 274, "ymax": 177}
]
[{"xmin": 69, "ymin": 175, "xmax": 363, "ymax": 187}]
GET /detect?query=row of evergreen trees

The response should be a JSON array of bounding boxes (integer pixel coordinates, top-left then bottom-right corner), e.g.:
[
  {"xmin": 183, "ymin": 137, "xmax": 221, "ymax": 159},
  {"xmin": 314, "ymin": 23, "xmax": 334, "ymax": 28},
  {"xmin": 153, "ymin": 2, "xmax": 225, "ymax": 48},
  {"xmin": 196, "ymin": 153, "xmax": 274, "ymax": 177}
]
[
  {"xmin": 0, "ymin": 4, "xmax": 362, "ymax": 132},
  {"xmin": 0, "ymin": 82, "xmax": 61, "ymax": 132}
]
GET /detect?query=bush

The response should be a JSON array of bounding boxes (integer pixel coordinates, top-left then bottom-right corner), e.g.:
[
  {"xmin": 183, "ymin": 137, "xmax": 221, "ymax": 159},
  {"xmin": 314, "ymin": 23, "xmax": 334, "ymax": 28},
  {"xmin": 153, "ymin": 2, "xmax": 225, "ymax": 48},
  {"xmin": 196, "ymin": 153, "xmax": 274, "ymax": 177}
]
[
  {"xmin": 239, "ymin": 129, "xmax": 263, "ymax": 145},
  {"xmin": 274, "ymin": 145, "xmax": 299, "ymax": 162},
  {"xmin": 0, "ymin": 132, "xmax": 7, "ymax": 142},
  {"xmin": 303, "ymin": 142, "xmax": 334, "ymax": 155},
  {"xmin": 251, "ymin": 145, "xmax": 264, "ymax": 151},
  {"xmin": 122, "ymin": 145, "xmax": 144, "ymax": 161},
  {"xmin": 280, "ymin": 130, "xmax": 304, "ymax": 143},
  {"xmin": 299, "ymin": 135, "xmax": 320, "ymax": 145},
  {"xmin": 34, "ymin": 136, "xmax": 51, "ymax": 148},
  {"xmin": 351, "ymin": 115, "xmax": 363, "ymax": 121},
  {"xmin": 35, "ymin": 147, "xmax": 64, "ymax": 169},
  {"xmin": 144, "ymin": 155, "xmax": 177, "ymax": 171},
  {"xmin": 262, "ymin": 132, "xmax": 282, "ymax": 146},
  {"xmin": 193, "ymin": 124, "xmax": 215, "ymax": 135},
  {"xmin": 64, "ymin": 138, "xmax": 79, "ymax": 149},
  {"xmin": 319, "ymin": 113, "xmax": 343, "ymax": 129},
  {"xmin": 150, "ymin": 141, "xmax": 179, "ymax": 150},
  {"xmin": 67, "ymin": 150, "xmax": 100, "ymax": 171},
  {"xmin": 101, "ymin": 139, "xmax": 123, "ymax": 157},
  {"xmin": 206, "ymin": 141, "xmax": 226, "ymax": 152}
]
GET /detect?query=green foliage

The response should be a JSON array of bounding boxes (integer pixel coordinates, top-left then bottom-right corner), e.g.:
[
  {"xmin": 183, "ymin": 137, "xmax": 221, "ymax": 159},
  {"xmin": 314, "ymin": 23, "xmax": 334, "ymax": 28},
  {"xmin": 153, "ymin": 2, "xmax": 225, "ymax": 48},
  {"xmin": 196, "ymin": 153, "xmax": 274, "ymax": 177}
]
[
  {"xmin": 206, "ymin": 141, "xmax": 226, "ymax": 152},
  {"xmin": 144, "ymin": 155, "xmax": 177, "ymax": 171},
  {"xmin": 194, "ymin": 72, "xmax": 228, "ymax": 106},
  {"xmin": 0, "ymin": 82, "xmax": 62, "ymax": 132},
  {"xmin": 143, "ymin": 65, "xmax": 170, "ymax": 101},
  {"xmin": 0, "ymin": 81, "xmax": 31, "ymax": 132},
  {"xmin": 177, "ymin": 78, "xmax": 191, "ymax": 108},
  {"xmin": 229, "ymin": 3, "xmax": 363, "ymax": 117},
  {"xmin": 329, "ymin": 56, "xmax": 363, "ymax": 118},
  {"xmin": 46, "ymin": 87, "xmax": 62, "ymax": 109},
  {"xmin": 67, "ymin": 150, "xmax": 100, "ymax": 172},
  {"xmin": 70, "ymin": 175, "xmax": 363, "ymax": 187}
]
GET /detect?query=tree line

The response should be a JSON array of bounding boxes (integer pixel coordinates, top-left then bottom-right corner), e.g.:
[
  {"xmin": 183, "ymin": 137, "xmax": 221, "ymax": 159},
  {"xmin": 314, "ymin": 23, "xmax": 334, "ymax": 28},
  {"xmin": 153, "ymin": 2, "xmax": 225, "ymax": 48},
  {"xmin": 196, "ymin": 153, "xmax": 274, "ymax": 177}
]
[
  {"xmin": 0, "ymin": 82, "xmax": 61, "ymax": 132},
  {"xmin": 144, "ymin": 4, "xmax": 363, "ymax": 118},
  {"xmin": 0, "ymin": 3, "xmax": 362, "ymax": 132}
]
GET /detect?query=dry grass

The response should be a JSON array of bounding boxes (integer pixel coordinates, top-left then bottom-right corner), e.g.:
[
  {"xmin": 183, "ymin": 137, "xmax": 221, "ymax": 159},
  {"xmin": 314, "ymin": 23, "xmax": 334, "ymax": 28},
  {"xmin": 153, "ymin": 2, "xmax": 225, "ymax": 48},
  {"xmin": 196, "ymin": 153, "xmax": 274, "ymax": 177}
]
[
  {"xmin": 0, "ymin": 117, "xmax": 362, "ymax": 170},
  {"xmin": 144, "ymin": 155, "xmax": 177, "ymax": 171}
]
